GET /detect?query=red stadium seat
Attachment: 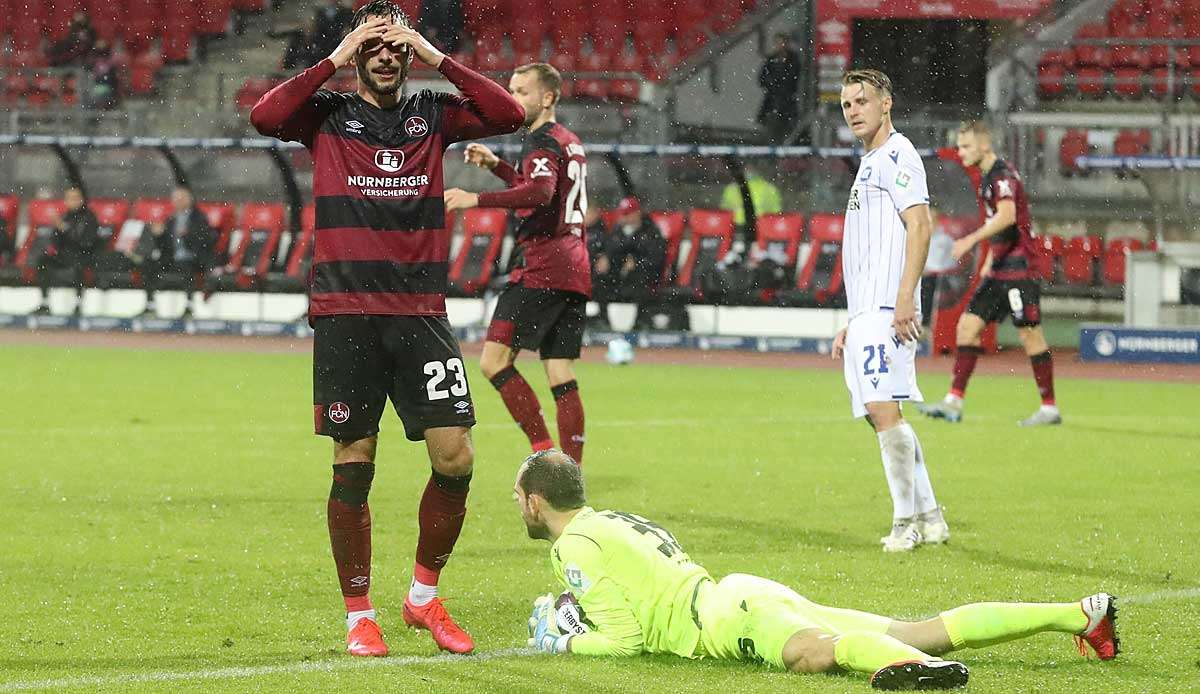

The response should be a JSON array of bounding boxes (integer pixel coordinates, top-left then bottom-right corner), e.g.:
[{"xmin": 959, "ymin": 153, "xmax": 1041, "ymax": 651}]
[
  {"xmin": 510, "ymin": 24, "xmax": 546, "ymax": 55},
  {"xmin": 198, "ymin": 0, "xmax": 234, "ymax": 35},
  {"xmin": 1075, "ymin": 67, "xmax": 1107, "ymax": 97},
  {"xmin": 1073, "ymin": 24, "xmax": 1111, "ymax": 68},
  {"xmin": 163, "ymin": 25, "xmax": 193, "ymax": 64},
  {"xmin": 236, "ymin": 77, "xmax": 274, "ymax": 111},
  {"xmin": 13, "ymin": 200, "xmax": 69, "ymax": 281},
  {"xmin": 649, "ymin": 210, "xmax": 685, "ymax": 284},
  {"xmin": 449, "ymin": 208, "xmax": 506, "ymax": 296},
  {"xmin": 474, "ymin": 49, "xmax": 513, "ymax": 74},
  {"xmin": 590, "ymin": 20, "xmax": 628, "ymax": 54},
  {"xmin": 754, "ymin": 213, "xmax": 805, "ymax": 270},
  {"xmin": 1150, "ymin": 67, "xmax": 1181, "ymax": 98},
  {"xmin": 132, "ymin": 197, "xmax": 173, "ymax": 225},
  {"xmin": 574, "ymin": 51, "xmax": 611, "ymax": 100},
  {"xmin": 1037, "ymin": 62, "xmax": 1068, "ymax": 99},
  {"xmin": 197, "ymin": 201, "xmax": 237, "ymax": 261},
  {"xmin": 0, "ymin": 195, "xmax": 19, "ymax": 261},
  {"xmin": 633, "ymin": 23, "xmax": 670, "ymax": 57},
  {"xmin": 1062, "ymin": 235, "xmax": 1103, "ymax": 285},
  {"xmin": 88, "ymin": 198, "xmax": 131, "ymax": 250},
  {"xmin": 1059, "ymin": 130, "xmax": 1091, "ymax": 175},
  {"xmin": 211, "ymin": 202, "xmax": 284, "ymax": 290},
  {"xmin": 675, "ymin": 209, "xmax": 734, "ymax": 292},
  {"xmin": 1032, "ymin": 234, "xmax": 1065, "ymax": 282},
  {"xmin": 795, "ymin": 213, "xmax": 844, "ymax": 303},
  {"xmin": 266, "ymin": 203, "xmax": 315, "ymax": 292},
  {"xmin": 1112, "ymin": 68, "xmax": 1145, "ymax": 98},
  {"xmin": 1114, "ymin": 128, "xmax": 1151, "ymax": 157},
  {"xmin": 1102, "ymin": 237, "xmax": 1145, "ymax": 285},
  {"xmin": 608, "ymin": 50, "xmax": 642, "ymax": 102}
]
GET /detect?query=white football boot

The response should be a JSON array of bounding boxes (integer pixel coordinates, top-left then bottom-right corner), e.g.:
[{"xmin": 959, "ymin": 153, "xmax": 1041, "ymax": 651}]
[{"xmin": 881, "ymin": 522, "xmax": 922, "ymax": 552}]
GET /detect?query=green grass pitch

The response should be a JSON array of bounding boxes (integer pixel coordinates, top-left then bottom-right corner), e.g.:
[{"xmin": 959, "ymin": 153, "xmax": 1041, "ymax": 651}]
[{"xmin": 1, "ymin": 343, "xmax": 1197, "ymax": 693}]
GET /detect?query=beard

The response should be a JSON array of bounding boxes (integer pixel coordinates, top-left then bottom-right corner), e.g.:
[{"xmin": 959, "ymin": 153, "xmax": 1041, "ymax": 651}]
[
  {"xmin": 522, "ymin": 104, "xmax": 542, "ymax": 127},
  {"xmin": 525, "ymin": 519, "xmax": 551, "ymax": 540},
  {"xmin": 357, "ymin": 61, "xmax": 404, "ymax": 96}
]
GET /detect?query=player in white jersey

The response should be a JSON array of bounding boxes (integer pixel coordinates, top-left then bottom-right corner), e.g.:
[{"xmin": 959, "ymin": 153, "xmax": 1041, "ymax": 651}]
[{"xmin": 832, "ymin": 69, "xmax": 949, "ymax": 552}]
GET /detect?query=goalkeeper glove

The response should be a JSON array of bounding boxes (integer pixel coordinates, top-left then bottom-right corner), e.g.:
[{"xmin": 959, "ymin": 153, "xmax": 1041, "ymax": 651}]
[{"xmin": 527, "ymin": 594, "xmax": 571, "ymax": 654}]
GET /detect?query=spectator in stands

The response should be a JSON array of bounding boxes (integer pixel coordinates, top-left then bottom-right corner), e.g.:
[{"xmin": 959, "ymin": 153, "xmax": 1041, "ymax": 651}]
[
  {"xmin": 311, "ymin": 0, "xmax": 355, "ymax": 62},
  {"xmin": 922, "ymin": 207, "xmax": 958, "ymax": 327},
  {"xmin": 720, "ymin": 166, "xmax": 782, "ymax": 247},
  {"xmin": 420, "ymin": 0, "xmax": 464, "ymax": 53},
  {"xmin": 282, "ymin": 19, "xmax": 319, "ymax": 70},
  {"xmin": 49, "ymin": 12, "xmax": 97, "ymax": 67},
  {"xmin": 33, "ymin": 187, "xmax": 101, "ymax": 316},
  {"xmin": 757, "ymin": 32, "xmax": 801, "ymax": 144},
  {"xmin": 126, "ymin": 186, "xmax": 217, "ymax": 317},
  {"xmin": 86, "ymin": 40, "xmax": 121, "ymax": 110},
  {"xmin": 593, "ymin": 197, "xmax": 666, "ymax": 328}
]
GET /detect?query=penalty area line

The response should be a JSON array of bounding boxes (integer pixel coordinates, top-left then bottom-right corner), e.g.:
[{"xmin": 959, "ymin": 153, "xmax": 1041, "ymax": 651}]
[{"xmin": 0, "ymin": 647, "xmax": 540, "ymax": 692}]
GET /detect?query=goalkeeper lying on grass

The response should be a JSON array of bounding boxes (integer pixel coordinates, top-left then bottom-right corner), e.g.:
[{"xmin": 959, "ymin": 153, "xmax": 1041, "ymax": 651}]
[{"xmin": 513, "ymin": 450, "xmax": 1119, "ymax": 691}]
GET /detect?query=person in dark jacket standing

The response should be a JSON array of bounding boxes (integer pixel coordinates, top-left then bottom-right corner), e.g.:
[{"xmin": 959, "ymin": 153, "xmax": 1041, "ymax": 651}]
[
  {"xmin": 757, "ymin": 33, "xmax": 801, "ymax": 144},
  {"xmin": 34, "ymin": 187, "xmax": 101, "ymax": 315}
]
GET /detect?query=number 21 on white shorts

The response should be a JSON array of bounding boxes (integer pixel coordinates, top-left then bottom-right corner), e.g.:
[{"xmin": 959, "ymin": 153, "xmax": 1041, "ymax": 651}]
[{"xmin": 841, "ymin": 310, "xmax": 924, "ymax": 418}]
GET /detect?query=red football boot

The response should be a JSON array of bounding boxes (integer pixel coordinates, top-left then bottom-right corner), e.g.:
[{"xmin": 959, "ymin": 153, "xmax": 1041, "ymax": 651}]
[
  {"xmin": 403, "ymin": 597, "xmax": 475, "ymax": 654},
  {"xmin": 346, "ymin": 617, "xmax": 388, "ymax": 657},
  {"xmin": 1075, "ymin": 592, "xmax": 1120, "ymax": 660}
]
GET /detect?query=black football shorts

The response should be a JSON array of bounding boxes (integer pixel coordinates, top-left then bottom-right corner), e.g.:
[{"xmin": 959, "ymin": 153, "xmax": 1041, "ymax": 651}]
[
  {"xmin": 485, "ymin": 284, "xmax": 587, "ymax": 360},
  {"xmin": 313, "ymin": 315, "xmax": 475, "ymax": 441},
  {"xmin": 967, "ymin": 278, "xmax": 1042, "ymax": 327}
]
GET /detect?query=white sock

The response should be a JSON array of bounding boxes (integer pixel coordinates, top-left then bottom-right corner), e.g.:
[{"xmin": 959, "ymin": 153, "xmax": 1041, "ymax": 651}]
[
  {"xmin": 878, "ymin": 424, "xmax": 917, "ymax": 522},
  {"xmin": 910, "ymin": 426, "xmax": 941, "ymax": 518},
  {"xmin": 944, "ymin": 393, "xmax": 963, "ymax": 406},
  {"xmin": 346, "ymin": 608, "xmax": 376, "ymax": 631},
  {"xmin": 408, "ymin": 578, "xmax": 437, "ymax": 607},
  {"xmin": 1040, "ymin": 404, "xmax": 1059, "ymax": 415}
]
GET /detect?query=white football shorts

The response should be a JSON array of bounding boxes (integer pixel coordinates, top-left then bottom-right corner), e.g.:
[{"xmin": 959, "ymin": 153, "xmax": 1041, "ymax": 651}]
[{"xmin": 841, "ymin": 310, "xmax": 924, "ymax": 419}]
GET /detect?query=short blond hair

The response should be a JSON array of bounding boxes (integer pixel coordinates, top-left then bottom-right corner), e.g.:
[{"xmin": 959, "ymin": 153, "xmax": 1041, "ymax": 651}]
[
  {"xmin": 514, "ymin": 62, "xmax": 562, "ymax": 105},
  {"xmin": 958, "ymin": 120, "xmax": 991, "ymax": 139},
  {"xmin": 842, "ymin": 69, "xmax": 892, "ymax": 98}
]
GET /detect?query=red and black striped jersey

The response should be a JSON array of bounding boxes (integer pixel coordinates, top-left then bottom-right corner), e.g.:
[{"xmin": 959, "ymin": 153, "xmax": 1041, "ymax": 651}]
[
  {"xmin": 250, "ymin": 58, "xmax": 523, "ymax": 316},
  {"xmin": 477, "ymin": 122, "xmax": 591, "ymax": 297},
  {"xmin": 980, "ymin": 159, "xmax": 1036, "ymax": 281}
]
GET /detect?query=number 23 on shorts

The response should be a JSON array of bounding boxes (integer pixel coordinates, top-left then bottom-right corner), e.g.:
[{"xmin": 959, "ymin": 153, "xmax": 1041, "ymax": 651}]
[{"xmin": 424, "ymin": 358, "xmax": 468, "ymax": 401}]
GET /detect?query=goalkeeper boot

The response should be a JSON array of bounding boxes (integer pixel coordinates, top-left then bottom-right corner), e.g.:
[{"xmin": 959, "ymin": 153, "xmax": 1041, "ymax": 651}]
[
  {"xmin": 871, "ymin": 659, "xmax": 969, "ymax": 690},
  {"xmin": 1075, "ymin": 593, "xmax": 1119, "ymax": 660},
  {"xmin": 917, "ymin": 398, "xmax": 963, "ymax": 423},
  {"xmin": 403, "ymin": 597, "xmax": 475, "ymax": 654},
  {"xmin": 346, "ymin": 616, "xmax": 388, "ymax": 657},
  {"xmin": 881, "ymin": 521, "xmax": 922, "ymax": 553},
  {"xmin": 1018, "ymin": 406, "xmax": 1062, "ymax": 427}
]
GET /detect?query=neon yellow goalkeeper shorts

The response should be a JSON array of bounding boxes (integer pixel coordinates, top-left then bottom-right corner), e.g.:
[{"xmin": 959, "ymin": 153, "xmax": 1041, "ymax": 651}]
[{"xmin": 694, "ymin": 573, "xmax": 892, "ymax": 669}]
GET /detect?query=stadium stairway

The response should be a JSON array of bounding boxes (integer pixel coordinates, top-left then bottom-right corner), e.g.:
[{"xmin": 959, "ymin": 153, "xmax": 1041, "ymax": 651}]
[{"xmin": 144, "ymin": 3, "xmax": 307, "ymax": 136}]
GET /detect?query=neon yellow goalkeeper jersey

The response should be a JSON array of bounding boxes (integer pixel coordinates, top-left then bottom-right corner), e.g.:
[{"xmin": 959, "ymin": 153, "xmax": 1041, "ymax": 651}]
[{"xmin": 549, "ymin": 507, "xmax": 711, "ymax": 658}]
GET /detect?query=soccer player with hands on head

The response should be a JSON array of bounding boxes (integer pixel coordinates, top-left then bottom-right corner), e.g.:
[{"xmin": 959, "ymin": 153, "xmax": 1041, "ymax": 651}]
[
  {"xmin": 250, "ymin": 0, "xmax": 525, "ymax": 658},
  {"xmin": 516, "ymin": 450, "xmax": 1119, "ymax": 690},
  {"xmin": 831, "ymin": 69, "xmax": 947, "ymax": 553}
]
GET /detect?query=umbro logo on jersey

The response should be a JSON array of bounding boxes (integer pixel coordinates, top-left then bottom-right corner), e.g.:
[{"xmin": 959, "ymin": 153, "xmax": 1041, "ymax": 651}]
[
  {"xmin": 374, "ymin": 149, "xmax": 405, "ymax": 173},
  {"xmin": 405, "ymin": 116, "xmax": 429, "ymax": 137},
  {"xmin": 888, "ymin": 150, "xmax": 899, "ymax": 163},
  {"xmin": 346, "ymin": 120, "xmax": 364, "ymax": 133},
  {"xmin": 531, "ymin": 157, "xmax": 553, "ymax": 178}
]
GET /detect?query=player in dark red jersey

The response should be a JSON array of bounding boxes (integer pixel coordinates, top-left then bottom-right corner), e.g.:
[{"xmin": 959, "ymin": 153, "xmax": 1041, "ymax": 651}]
[
  {"xmin": 918, "ymin": 121, "xmax": 1061, "ymax": 427},
  {"xmin": 444, "ymin": 63, "xmax": 591, "ymax": 465},
  {"xmin": 249, "ymin": 0, "xmax": 523, "ymax": 658}
]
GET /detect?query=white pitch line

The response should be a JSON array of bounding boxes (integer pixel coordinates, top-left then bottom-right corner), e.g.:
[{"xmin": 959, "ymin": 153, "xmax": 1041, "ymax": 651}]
[
  {"xmin": 3, "ymin": 588, "xmax": 1198, "ymax": 692},
  {"xmin": 0, "ymin": 647, "xmax": 539, "ymax": 692}
]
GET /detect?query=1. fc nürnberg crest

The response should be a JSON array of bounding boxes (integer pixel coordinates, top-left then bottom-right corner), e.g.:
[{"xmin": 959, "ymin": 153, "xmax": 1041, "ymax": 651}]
[
  {"xmin": 405, "ymin": 116, "xmax": 429, "ymax": 137},
  {"xmin": 374, "ymin": 149, "xmax": 405, "ymax": 173},
  {"xmin": 328, "ymin": 402, "xmax": 351, "ymax": 424}
]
